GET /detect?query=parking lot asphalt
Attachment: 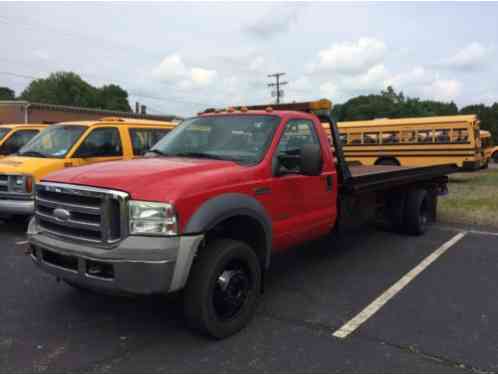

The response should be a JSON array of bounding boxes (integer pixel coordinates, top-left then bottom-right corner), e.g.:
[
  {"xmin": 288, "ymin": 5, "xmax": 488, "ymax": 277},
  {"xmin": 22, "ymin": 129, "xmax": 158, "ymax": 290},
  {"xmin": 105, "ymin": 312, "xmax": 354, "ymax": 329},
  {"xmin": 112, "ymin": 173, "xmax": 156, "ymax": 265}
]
[{"xmin": 1, "ymin": 219, "xmax": 497, "ymax": 373}]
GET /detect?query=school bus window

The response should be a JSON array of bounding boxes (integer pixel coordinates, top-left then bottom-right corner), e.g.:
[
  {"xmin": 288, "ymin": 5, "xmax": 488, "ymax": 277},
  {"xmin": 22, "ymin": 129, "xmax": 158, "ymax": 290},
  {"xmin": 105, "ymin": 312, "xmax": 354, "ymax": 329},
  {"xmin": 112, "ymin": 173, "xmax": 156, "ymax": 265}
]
[
  {"xmin": 364, "ymin": 132, "xmax": 379, "ymax": 144},
  {"xmin": 453, "ymin": 129, "xmax": 469, "ymax": 143},
  {"xmin": 435, "ymin": 129, "xmax": 450, "ymax": 143},
  {"xmin": 348, "ymin": 132, "xmax": 362, "ymax": 145},
  {"xmin": 418, "ymin": 129, "xmax": 433, "ymax": 143},
  {"xmin": 401, "ymin": 130, "xmax": 416, "ymax": 143},
  {"xmin": 382, "ymin": 131, "xmax": 399, "ymax": 144}
]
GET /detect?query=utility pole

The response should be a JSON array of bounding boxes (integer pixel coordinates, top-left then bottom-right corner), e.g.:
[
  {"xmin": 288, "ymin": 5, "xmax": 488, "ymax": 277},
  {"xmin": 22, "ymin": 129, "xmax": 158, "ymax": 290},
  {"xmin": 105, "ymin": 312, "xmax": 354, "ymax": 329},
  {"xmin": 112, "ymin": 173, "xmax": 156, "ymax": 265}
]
[{"xmin": 267, "ymin": 73, "xmax": 288, "ymax": 104}]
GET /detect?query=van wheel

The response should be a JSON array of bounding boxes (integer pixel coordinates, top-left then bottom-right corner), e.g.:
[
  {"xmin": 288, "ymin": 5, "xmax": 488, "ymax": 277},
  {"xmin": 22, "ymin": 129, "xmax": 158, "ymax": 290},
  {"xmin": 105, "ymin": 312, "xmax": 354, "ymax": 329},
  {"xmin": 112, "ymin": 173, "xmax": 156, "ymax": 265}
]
[
  {"xmin": 403, "ymin": 189, "xmax": 431, "ymax": 236},
  {"xmin": 184, "ymin": 239, "xmax": 261, "ymax": 339},
  {"xmin": 376, "ymin": 158, "xmax": 399, "ymax": 166}
]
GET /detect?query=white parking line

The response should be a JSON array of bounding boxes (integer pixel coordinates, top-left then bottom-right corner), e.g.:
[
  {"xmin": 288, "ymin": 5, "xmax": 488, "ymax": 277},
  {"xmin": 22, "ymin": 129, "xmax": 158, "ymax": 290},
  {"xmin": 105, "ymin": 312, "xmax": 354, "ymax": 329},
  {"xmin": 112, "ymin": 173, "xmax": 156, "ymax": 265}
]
[
  {"xmin": 333, "ymin": 232, "xmax": 466, "ymax": 339},
  {"xmin": 436, "ymin": 225, "xmax": 498, "ymax": 237}
]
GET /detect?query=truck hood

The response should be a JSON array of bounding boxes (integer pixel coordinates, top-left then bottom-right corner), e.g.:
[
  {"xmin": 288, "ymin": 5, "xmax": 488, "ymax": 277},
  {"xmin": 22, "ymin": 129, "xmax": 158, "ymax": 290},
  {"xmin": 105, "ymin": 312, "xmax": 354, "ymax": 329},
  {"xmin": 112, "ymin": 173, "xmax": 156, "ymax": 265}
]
[
  {"xmin": 43, "ymin": 157, "xmax": 250, "ymax": 201},
  {"xmin": 0, "ymin": 156, "xmax": 67, "ymax": 180}
]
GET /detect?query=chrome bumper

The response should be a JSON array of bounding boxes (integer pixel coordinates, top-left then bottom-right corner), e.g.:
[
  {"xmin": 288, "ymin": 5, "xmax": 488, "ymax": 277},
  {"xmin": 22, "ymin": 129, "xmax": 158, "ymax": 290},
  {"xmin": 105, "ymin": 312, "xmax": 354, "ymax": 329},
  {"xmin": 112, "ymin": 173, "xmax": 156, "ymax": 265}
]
[
  {"xmin": 28, "ymin": 218, "xmax": 204, "ymax": 295},
  {"xmin": 0, "ymin": 198, "xmax": 34, "ymax": 215}
]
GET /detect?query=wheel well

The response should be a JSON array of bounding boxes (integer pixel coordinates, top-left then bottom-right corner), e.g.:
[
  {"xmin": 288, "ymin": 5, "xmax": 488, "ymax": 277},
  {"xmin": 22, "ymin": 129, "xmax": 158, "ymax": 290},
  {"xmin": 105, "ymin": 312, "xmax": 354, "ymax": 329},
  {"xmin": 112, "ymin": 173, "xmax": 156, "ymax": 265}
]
[
  {"xmin": 204, "ymin": 215, "xmax": 268, "ymax": 268},
  {"xmin": 375, "ymin": 157, "xmax": 400, "ymax": 166}
]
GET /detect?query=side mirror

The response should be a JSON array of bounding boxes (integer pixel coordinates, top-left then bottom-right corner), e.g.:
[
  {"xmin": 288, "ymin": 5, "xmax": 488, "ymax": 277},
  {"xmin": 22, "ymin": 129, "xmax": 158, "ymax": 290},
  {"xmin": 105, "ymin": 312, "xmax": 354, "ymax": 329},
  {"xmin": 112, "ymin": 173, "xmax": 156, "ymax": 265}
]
[{"xmin": 300, "ymin": 144, "xmax": 322, "ymax": 176}]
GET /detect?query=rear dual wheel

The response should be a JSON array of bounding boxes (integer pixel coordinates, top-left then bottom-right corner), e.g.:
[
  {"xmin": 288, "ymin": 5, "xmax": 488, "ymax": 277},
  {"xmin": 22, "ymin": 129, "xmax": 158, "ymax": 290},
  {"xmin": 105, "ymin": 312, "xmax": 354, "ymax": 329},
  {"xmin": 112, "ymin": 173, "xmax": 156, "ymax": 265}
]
[
  {"xmin": 404, "ymin": 189, "xmax": 433, "ymax": 235},
  {"xmin": 386, "ymin": 189, "xmax": 435, "ymax": 236}
]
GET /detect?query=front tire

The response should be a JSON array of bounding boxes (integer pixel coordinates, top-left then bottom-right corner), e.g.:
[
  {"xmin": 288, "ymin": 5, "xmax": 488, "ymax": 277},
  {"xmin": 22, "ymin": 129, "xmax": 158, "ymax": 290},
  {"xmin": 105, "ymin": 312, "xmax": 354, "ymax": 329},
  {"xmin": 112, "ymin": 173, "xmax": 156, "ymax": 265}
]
[{"xmin": 184, "ymin": 239, "xmax": 261, "ymax": 339}]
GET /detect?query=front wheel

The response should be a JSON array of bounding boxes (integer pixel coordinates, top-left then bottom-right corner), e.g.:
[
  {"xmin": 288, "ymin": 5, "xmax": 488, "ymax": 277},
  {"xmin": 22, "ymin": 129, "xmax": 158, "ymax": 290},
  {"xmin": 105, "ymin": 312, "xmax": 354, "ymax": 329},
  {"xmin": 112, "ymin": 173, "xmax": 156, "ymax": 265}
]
[{"xmin": 184, "ymin": 239, "xmax": 261, "ymax": 339}]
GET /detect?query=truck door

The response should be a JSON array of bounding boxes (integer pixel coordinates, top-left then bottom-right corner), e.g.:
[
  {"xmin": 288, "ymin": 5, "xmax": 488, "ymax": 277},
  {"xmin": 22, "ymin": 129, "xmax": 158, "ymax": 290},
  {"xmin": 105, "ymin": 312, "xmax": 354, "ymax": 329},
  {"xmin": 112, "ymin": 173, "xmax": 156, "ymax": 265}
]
[
  {"xmin": 270, "ymin": 119, "xmax": 336, "ymax": 249},
  {"xmin": 71, "ymin": 127, "xmax": 125, "ymax": 166}
]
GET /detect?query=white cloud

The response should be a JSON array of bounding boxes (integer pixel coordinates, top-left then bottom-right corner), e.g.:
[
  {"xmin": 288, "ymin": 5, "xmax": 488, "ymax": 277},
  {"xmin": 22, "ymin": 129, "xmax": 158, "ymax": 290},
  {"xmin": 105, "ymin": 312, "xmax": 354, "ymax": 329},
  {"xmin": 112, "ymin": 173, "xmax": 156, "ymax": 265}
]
[
  {"xmin": 33, "ymin": 49, "xmax": 50, "ymax": 61},
  {"xmin": 387, "ymin": 66, "xmax": 433, "ymax": 87},
  {"xmin": 423, "ymin": 79, "xmax": 462, "ymax": 101},
  {"xmin": 442, "ymin": 42, "xmax": 491, "ymax": 71},
  {"xmin": 152, "ymin": 54, "xmax": 187, "ymax": 81},
  {"xmin": 152, "ymin": 53, "xmax": 217, "ymax": 89},
  {"xmin": 308, "ymin": 37, "xmax": 387, "ymax": 75},
  {"xmin": 249, "ymin": 56, "xmax": 265, "ymax": 71},
  {"xmin": 245, "ymin": 4, "xmax": 305, "ymax": 39},
  {"xmin": 190, "ymin": 67, "xmax": 217, "ymax": 86}
]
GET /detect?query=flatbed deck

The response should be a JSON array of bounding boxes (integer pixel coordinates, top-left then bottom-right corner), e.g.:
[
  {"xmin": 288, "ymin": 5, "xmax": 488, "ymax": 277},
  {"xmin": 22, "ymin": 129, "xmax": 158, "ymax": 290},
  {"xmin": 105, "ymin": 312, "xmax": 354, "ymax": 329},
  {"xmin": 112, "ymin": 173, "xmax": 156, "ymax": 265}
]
[{"xmin": 343, "ymin": 163, "xmax": 458, "ymax": 193}]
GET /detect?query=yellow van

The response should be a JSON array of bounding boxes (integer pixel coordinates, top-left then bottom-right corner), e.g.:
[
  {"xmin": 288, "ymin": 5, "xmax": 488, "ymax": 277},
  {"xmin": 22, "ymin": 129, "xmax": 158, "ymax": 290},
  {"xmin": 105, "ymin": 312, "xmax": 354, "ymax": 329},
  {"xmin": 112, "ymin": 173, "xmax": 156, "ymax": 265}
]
[
  {"xmin": 0, "ymin": 117, "xmax": 176, "ymax": 216},
  {"xmin": 0, "ymin": 124, "xmax": 48, "ymax": 158}
]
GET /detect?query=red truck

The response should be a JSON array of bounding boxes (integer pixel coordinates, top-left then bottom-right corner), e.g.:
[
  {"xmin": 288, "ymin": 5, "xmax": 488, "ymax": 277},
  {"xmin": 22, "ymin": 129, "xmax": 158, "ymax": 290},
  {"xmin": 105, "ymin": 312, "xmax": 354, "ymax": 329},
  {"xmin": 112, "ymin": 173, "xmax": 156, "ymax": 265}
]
[{"xmin": 28, "ymin": 100, "xmax": 456, "ymax": 338}]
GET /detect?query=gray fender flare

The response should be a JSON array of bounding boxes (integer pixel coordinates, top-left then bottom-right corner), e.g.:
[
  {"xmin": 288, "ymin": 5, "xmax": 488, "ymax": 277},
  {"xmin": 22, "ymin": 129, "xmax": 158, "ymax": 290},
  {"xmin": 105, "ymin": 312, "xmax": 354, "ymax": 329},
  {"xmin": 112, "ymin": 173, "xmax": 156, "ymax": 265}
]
[{"xmin": 184, "ymin": 193, "xmax": 273, "ymax": 268}]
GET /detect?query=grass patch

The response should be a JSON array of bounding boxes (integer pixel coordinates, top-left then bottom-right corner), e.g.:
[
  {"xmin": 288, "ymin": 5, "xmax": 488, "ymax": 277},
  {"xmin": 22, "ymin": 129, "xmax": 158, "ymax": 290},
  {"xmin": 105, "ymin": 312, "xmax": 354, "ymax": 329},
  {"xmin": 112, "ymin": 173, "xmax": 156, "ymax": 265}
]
[{"xmin": 439, "ymin": 167, "xmax": 498, "ymax": 227}]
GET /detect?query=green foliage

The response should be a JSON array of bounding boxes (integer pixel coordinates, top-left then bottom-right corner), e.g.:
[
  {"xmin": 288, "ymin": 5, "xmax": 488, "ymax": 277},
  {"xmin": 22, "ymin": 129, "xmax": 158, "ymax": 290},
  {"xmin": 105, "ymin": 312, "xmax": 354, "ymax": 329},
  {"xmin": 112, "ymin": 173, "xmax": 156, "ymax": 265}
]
[
  {"xmin": 460, "ymin": 104, "xmax": 498, "ymax": 142},
  {"xmin": 0, "ymin": 86, "xmax": 15, "ymax": 100},
  {"xmin": 332, "ymin": 86, "xmax": 497, "ymax": 142},
  {"xmin": 20, "ymin": 72, "xmax": 131, "ymax": 112}
]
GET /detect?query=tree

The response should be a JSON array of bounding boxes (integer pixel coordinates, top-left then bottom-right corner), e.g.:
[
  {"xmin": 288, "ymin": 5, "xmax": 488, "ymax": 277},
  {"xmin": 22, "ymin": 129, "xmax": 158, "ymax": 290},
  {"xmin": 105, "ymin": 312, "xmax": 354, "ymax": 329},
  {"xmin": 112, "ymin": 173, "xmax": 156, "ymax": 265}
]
[
  {"xmin": 20, "ymin": 71, "xmax": 131, "ymax": 111},
  {"xmin": 97, "ymin": 84, "xmax": 131, "ymax": 112},
  {"xmin": 460, "ymin": 104, "xmax": 498, "ymax": 143},
  {"xmin": 0, "ymin": 87, "xmax": 15, "ymax": 100},
  {"xmin": 333, "ymin": 87, "xmax": 460, "ymax": 121}
]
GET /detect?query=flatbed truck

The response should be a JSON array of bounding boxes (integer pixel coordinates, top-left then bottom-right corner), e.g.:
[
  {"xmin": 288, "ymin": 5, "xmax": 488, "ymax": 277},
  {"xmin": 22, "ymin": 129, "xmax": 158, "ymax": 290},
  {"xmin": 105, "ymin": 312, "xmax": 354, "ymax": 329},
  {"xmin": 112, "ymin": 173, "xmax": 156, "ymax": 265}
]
[{"xmin": 27, "ymin": 99, "xmax": 457, "ymax": 338}]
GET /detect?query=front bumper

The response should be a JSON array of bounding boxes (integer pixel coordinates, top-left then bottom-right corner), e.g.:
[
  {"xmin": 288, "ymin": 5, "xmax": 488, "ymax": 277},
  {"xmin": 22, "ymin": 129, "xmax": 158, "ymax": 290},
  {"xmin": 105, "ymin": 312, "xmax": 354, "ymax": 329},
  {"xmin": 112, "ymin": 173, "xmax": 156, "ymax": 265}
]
[
  {"xmin": 28, "ymin": 218, "xmax": 203, "ymax": 295},
  {"xmin": 0, "ymin": 197, "xmax": 34, "ymax": 215}
]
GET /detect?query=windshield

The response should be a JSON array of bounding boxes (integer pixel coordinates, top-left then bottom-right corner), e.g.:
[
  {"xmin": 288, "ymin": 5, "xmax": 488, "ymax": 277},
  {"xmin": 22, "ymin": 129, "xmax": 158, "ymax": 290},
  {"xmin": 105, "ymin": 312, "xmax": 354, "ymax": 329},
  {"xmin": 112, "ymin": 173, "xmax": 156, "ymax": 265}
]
[
  {"xmin": 150, "ymin": 115, "xmax": 281, "ymax": 164},
  {"xmin": 0, "ymin": 128, "xmax": 11, "ymax": 142},
  {"xmin": 18, "ymin": 125, "xmax": 87, "ymax": 158}
]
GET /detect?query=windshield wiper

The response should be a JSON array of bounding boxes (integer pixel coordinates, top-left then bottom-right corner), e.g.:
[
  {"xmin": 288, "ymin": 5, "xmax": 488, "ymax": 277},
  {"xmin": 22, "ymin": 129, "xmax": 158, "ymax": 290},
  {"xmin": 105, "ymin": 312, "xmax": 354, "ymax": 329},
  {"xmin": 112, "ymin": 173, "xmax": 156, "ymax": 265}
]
[{"xmin": 18, "ymin": 151, "xmax": 47, "ymax": 158}]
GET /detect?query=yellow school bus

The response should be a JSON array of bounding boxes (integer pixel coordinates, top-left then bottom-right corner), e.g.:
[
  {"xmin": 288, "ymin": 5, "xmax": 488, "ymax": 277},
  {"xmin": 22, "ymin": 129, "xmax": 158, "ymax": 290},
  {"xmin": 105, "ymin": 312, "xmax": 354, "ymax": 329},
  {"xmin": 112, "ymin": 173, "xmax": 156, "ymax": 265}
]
[
  {"xmin": 337, "ymin": 115, "xmax": 482, "ymax": 170},
  {"xmin": 480, "ymin": 130, "xmax": 494, "ymax": 167}
]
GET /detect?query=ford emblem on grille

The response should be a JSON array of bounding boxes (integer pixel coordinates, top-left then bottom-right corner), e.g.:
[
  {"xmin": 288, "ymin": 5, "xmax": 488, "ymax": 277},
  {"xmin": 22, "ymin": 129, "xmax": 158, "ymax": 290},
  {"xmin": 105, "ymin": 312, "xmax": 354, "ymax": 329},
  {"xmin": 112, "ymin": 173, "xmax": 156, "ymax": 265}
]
[{"xmin": 53, "ymin": 208, "xmax": 71, "ymax": 222}]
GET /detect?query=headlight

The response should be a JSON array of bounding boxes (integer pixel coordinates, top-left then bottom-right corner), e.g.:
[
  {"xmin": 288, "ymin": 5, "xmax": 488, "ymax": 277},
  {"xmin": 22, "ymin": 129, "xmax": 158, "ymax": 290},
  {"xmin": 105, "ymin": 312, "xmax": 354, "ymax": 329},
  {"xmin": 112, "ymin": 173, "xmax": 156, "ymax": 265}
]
[
  {"xmin": 9, "ymin": 175, "xmax": 34, "ymax": 194},
  {"xmin": 129, "ymin": 200, "xmax": 178, "ymax": 236}
]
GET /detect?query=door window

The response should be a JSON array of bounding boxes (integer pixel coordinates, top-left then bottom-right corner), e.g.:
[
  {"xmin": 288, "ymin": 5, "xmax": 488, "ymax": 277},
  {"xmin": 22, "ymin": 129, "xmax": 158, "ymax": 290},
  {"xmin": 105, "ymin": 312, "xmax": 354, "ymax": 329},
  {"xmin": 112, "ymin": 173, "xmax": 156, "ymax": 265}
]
[
  {"xmin": 75, "ymin": 127, "xmax": 122, "ymax": 157},
  {"xmin": 277, "ymin": 119, "xmax": 319, "ymax": 172},
  {"xmin": 129, "ymin": 128, "xmax": 171, "ymax": 156},
  {"xmin": 0, "ymin": 130, "xmax": 39, "ymax": 155}
]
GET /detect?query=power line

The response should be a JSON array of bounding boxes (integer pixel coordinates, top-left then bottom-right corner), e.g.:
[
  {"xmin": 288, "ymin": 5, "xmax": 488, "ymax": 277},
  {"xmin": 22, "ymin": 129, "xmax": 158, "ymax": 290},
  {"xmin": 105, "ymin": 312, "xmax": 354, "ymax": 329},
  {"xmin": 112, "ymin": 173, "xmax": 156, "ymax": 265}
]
[{"xmin": 267, "ymin": 72, "xmax": 288, "ymax": 104}]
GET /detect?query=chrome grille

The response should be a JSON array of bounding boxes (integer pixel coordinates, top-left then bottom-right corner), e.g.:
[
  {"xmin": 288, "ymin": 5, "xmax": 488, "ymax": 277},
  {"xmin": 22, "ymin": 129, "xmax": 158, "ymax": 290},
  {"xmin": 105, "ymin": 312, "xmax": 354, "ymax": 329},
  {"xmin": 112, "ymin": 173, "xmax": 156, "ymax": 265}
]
[{"xmin": 35, "ymin": 182, "xmax": 129, "ymax": 244}]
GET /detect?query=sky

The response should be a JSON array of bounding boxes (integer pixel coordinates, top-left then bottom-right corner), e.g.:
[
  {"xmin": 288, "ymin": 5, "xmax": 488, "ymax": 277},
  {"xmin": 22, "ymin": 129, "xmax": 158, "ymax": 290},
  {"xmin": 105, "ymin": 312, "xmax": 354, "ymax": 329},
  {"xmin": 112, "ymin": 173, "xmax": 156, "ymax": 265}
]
[{"xmin": 1, "ymin": 2, "xmax": 498, "ymax": 117}]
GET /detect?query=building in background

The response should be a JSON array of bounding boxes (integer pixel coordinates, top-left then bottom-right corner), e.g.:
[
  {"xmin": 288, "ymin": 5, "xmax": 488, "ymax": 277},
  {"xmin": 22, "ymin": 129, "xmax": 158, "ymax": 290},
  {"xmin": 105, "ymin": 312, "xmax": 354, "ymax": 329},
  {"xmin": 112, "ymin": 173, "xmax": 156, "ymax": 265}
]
[{"xmin": 0, "ymin": 101, "xmax": 181, "ymax": 124}]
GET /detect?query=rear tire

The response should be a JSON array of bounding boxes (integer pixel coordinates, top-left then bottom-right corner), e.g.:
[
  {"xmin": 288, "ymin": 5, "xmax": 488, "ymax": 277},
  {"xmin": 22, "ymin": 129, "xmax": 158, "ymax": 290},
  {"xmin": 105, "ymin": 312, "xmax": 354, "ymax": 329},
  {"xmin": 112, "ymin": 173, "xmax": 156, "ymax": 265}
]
[
  {"xmin": 184, "ymin": 239, "xmax": 261, "ymax": 339},
  {"xmin": 403, "ymin": 189, "xmax": 431, "ymax": 236},
  {"xmin": 385, "ymin": 191, "xmax": 406, "ymax": 232}
]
